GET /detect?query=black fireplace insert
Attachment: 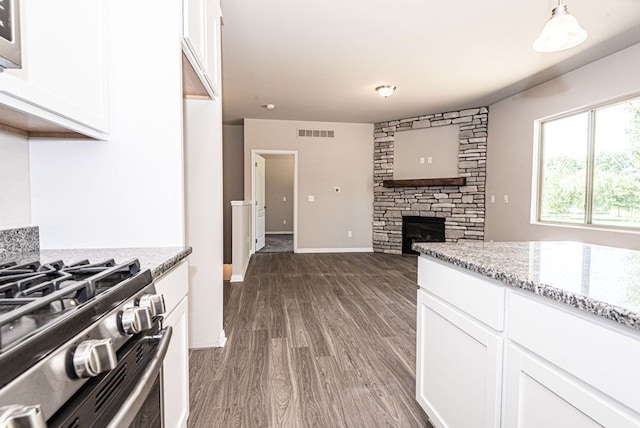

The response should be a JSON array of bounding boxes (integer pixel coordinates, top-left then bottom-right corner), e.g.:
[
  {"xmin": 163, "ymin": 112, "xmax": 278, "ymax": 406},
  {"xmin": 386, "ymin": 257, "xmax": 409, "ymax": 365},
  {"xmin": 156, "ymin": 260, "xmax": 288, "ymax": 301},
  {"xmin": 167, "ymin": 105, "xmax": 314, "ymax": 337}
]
[{"xmin": 402, "ymin": 216, "xmax": 445, "ymax": 255}]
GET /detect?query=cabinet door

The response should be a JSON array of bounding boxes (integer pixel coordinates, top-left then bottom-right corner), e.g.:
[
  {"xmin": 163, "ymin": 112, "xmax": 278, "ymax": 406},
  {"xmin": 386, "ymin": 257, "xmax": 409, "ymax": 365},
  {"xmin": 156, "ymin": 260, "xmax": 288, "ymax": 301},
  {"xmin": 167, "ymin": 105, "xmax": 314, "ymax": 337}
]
[
  {"xmin": 416, "ymin": 289, "xmax": 502, "ymax": 428},
  {"xmin": 163, "ymin": 297, "xmax": 190, "ymax": 428},
  {"xmin": 205, "ymin": 0, "xmax": 222, "ymax": 97},
  {"xmin": 183, "ymin": 0, "xmax": 206, "ymax": 69},
  {"xmin": 504, "ymin": 345, "xmax": 640, "ymax": 428},
  {"xmin": 0, "ymin": 0, "xmax": 108, "ymax": 137}
]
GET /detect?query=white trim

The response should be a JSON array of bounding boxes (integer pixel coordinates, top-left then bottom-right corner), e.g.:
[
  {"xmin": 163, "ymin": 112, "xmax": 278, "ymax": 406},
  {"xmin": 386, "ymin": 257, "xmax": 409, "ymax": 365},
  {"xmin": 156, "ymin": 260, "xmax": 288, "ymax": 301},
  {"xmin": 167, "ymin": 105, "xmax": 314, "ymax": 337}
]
[
  {"xmin": 189, "ymin": 329, "xmax": 227, "ymax": 349},
  {"xmin": 295, "ymin": 247, "xmax": 374, "ymax": 254},
  {"xmin": 229, "ymin": 252, "xmax": 251, "ymax": 283},
  {"xmin": 251, "ymin": 150, "xmax": 299, "ymax": 254},
  {"xmin": 230, "ymin": 200, "xmax": 252, "ymax": 206},
  {"xmin": 217, "ymin": 330, "xmax": 227, "ymax": 347},
  {"xmin": 266, "ymin": 231, "xmax": 293, "ymax": 235}
]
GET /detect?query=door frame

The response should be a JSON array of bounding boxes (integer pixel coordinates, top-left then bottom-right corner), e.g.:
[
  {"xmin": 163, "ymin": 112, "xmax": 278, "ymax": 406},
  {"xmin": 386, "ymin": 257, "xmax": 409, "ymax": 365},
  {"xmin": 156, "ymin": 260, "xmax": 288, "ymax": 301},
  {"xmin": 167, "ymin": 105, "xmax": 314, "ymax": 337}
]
[{"xmin": 250, "ymin": 150, "xmax": 298, "ymax": 254}]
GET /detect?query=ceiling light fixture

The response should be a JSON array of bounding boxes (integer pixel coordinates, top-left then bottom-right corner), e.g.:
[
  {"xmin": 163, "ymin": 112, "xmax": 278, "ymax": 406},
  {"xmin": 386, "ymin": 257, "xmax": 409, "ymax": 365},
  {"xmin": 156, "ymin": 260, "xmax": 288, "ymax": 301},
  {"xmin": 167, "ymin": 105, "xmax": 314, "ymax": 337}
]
[
  {"xmin": 533, "ymin": 0, "xmax": 587, "ymax": 53},
  {"xmin": 263, "ymin": 104, "xmax": 276, "ymax": 110},
  {"xmin": 375, "ymin": 85, "xmax": 396, "ymax": 98}
]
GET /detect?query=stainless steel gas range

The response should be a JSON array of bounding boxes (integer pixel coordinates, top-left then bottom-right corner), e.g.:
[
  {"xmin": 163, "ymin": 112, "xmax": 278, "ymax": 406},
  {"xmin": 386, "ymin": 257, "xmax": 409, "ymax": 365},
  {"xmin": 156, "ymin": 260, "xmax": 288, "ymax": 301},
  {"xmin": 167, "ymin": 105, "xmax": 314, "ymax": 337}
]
[{"xmin": 0, "ymin": 258, "xmax": 171, "ymax": 427}]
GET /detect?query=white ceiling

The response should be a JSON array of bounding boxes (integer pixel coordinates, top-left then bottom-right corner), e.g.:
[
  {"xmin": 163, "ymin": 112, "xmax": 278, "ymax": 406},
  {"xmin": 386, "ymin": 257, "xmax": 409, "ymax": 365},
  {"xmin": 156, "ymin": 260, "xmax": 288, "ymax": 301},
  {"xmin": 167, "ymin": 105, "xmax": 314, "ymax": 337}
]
[{"xmin": 220, "ymin": 0, "xmax": 640, "ymax": 125}]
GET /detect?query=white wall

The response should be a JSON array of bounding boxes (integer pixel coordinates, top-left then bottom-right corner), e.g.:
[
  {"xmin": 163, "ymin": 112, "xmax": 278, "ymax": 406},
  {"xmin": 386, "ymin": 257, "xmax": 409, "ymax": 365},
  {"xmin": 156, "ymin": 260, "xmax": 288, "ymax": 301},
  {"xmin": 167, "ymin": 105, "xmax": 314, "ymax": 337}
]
[
  {"xmin": 0, "ymin": 131, "xmax": 31, "ymax": 228},
  {"xmin": 231, "ymin": 200, "xmax": 251, "ymax": 282},
  {"xmin": 28, "ymin": 1, "xmax": 185, "ymax": 249},
  {"xmin": 184, "ymin": 98, "xmax": 225, "ymax": 348},
  {"xmin": 244, "ymin": 119, "xmax": 373, "ymax": 251},
  {"xmin": 486, "ymin": 42, "xmax": 640, "ymax": 250}
]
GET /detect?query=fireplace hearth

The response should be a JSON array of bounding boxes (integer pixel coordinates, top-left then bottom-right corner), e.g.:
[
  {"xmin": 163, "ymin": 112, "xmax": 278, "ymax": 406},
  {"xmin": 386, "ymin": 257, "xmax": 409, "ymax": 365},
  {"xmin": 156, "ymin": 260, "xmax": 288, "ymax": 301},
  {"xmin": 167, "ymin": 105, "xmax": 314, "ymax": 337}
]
[{"xmin": 402, "ymin": 216, "xmax": 445, "ymax": 255}]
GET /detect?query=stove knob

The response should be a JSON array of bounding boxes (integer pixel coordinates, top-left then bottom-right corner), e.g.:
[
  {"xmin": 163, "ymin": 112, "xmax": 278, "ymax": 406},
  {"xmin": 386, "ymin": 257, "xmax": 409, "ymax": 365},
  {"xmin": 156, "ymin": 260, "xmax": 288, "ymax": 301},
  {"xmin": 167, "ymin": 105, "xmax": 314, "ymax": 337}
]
[
  {"xmin": 0, "ymin": 404, "xmax": 47, "ymax": 428},
  {"xmin": 139, "ymin": 293, "xmax": 166, "ymax": 317},
  {"xmin": 121, "ymin": 306, "xmax": 153, "ymax": 335},
  {"xmin": 73, "ymin": 339, "xmax": 117, "ymax": 378}
]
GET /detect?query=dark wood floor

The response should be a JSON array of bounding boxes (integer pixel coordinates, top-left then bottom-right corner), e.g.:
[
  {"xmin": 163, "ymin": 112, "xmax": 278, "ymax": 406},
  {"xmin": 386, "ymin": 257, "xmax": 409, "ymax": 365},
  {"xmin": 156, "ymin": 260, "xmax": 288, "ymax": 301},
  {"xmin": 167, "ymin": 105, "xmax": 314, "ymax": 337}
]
[{"xmin": 188, "ymin": 252, "xmax": 432, "ymax": 427}]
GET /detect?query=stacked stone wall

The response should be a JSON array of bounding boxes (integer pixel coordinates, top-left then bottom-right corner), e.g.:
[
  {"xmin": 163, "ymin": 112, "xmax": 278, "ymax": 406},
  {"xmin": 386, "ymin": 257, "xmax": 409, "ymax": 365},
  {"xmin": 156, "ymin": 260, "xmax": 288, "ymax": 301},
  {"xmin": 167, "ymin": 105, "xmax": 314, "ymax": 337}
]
[{"xmin": 373, "ymin": 107, "xmax": 488, "ymax": 254}]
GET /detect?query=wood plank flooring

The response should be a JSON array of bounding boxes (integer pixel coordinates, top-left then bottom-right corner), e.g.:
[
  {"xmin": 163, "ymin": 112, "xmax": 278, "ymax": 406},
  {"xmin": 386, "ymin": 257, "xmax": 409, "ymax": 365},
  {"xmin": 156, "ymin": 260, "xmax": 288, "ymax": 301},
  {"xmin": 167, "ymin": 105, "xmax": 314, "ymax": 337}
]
[{"xmin": 188, "ymin": 252, "xmax": 432, "ymax": 428}]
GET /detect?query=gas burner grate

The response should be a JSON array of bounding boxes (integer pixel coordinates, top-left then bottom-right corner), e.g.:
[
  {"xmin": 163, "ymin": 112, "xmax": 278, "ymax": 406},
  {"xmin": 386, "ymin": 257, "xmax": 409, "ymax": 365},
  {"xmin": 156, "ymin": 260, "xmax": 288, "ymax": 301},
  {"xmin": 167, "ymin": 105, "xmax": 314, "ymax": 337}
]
[{"xmin": 0, "ymin": 259, "xmax": 141, "ymax": 352}]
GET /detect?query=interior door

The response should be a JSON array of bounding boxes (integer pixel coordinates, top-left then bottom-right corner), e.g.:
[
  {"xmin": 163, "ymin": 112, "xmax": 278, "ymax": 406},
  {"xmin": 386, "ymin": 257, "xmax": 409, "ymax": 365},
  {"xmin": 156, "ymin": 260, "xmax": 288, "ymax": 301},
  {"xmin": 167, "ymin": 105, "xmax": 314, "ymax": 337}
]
[{"xmin": 255, "ymin": 154, "xmax": 266, "ymax": 251}]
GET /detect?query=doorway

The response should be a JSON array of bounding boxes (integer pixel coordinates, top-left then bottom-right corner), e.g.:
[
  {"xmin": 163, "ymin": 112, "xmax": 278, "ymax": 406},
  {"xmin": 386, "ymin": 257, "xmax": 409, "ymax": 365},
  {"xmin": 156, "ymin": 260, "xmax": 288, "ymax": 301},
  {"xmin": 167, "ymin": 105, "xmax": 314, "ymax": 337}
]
[{"xmin": 251, "ymin": 150, "xmax": 298, "ymax": 253}]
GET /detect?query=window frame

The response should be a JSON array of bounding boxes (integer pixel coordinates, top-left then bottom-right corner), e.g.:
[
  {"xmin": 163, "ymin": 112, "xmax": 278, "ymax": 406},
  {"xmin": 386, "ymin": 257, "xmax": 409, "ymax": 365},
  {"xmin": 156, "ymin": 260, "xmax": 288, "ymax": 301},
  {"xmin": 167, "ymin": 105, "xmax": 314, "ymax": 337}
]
[{"xmin": 533, "ymin": 92, "xmax": 640, "ymax": 232}]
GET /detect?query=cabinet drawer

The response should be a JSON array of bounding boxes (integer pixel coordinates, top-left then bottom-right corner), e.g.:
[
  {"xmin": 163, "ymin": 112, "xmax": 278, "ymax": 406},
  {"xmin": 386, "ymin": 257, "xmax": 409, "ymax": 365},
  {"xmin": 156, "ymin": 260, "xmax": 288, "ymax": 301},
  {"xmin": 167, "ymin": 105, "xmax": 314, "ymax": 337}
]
[
  {"xmin": 508, "ymin": 291, "xmax": 640, "ymax": 413},
  {"xmin": 155, "ymin": 261, "xmax": 189, "ymax": 315},
  {"xmin": 418, "ymin": 256, "xmax": 505, "ymax": 330}
]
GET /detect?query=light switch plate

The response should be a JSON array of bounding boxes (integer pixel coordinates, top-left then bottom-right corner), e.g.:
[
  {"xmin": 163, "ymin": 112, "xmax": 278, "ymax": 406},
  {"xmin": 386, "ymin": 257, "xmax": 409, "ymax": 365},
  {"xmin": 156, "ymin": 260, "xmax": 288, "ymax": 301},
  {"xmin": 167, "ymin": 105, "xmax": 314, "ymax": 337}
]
[
  {"xmin": 282, "ymin": 196, "xmax": 286, "ymax": 202},
  {"xmin": 308, "ymin": 195, "xmax": 315, "ymax": 202}
]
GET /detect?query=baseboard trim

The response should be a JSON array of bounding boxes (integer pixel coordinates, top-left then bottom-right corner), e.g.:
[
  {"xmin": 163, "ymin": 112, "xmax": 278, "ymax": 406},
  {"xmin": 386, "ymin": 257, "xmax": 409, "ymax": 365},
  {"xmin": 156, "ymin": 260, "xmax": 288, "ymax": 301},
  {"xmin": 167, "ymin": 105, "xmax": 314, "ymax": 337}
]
[
  {"xmin": 230, "ymin": 253, "xmax": 251, "ymax": 283},
  {"xmin": 265, "ymin": 231, "xmax": 293, "ymax": 235},
  {"xmin": 189, "ymin": 329, "xmax": 227, "ymax": 349},
  {"xmin": 295, "ymin": 247, "xmax": 374, "ymax": 254}
]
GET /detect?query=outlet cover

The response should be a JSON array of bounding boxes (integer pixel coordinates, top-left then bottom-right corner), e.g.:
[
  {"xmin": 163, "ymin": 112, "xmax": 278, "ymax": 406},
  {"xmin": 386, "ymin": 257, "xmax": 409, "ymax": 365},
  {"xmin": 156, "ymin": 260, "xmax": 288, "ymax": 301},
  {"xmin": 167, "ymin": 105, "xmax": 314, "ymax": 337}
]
[{"xmin": 308, "ymin": 195, "xmax": 315, "ymax": 202}]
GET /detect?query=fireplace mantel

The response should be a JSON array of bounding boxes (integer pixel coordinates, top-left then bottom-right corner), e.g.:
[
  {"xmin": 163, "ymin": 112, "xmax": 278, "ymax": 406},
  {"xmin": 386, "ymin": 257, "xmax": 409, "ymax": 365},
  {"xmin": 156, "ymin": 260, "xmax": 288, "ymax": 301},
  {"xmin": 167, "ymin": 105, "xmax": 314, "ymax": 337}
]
[{"xmin": 382, "ymin": 177, "xmax": 466, "ymax": 188}]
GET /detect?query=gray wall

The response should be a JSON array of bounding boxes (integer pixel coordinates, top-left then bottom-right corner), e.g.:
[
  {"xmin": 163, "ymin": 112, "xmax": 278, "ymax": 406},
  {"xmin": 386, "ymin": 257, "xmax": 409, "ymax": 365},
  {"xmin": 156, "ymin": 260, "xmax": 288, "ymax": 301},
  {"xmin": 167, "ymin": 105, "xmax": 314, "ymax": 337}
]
[
  {"xmin": 485, "ymin": 42, "xmax": 640, "ymax": 250},
  {"xmin": 394, "ymin": 126, "xmax": 460, "ymax": 179},
  {"xmin": 244, "ymin": 119, "xmax": 373, "ymax": 251},
  {"xmin": 223, "ymin": 125, "xmax": 244, "ymax": 263},
  {"xmin": 0, "ymin": 130, "xmax": 30, "ymax": 229},
  {"xmin": 264, "ymin": 155, "xmax": 294, "ymax": 233}
]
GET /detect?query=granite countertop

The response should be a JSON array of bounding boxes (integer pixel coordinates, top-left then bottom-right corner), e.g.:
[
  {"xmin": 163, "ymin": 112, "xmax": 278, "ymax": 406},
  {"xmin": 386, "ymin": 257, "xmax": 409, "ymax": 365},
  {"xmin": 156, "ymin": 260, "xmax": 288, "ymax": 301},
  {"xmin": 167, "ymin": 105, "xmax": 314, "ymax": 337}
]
[
  {"xmin": 0, "ymin": 246, "xmax": 192, "ymax": 279},
  {"xmin": 413, "ymin": 241, "xmax": 640, "ymax": 330}
]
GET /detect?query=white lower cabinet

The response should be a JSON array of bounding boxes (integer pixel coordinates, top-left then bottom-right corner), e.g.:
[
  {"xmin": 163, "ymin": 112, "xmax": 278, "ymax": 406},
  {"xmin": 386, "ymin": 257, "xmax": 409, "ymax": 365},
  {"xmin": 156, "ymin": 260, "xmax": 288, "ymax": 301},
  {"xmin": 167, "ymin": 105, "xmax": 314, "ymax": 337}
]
[
  {"xmin": 417, "ymin": 255, "xmax": 640, "ymax": 428},
  {"xmin": 416, "ymin": 289, "xmax": 503, "ymax": 428},
  {"xmin": 504, "ymin": 345, "xmax": 640, "ymax": 428},
  {"xmin": 155, "ymin": 262, "xmax": 190, "ymax": 428}
]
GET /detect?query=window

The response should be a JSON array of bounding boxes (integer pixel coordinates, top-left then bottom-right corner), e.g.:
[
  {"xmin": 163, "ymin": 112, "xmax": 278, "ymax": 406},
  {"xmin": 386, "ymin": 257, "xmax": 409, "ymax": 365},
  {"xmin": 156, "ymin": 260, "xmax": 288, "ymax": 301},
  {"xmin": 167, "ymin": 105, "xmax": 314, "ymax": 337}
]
[{"xmin": 537, "ymin": 96, "xmax": 640, "ymax": 229}]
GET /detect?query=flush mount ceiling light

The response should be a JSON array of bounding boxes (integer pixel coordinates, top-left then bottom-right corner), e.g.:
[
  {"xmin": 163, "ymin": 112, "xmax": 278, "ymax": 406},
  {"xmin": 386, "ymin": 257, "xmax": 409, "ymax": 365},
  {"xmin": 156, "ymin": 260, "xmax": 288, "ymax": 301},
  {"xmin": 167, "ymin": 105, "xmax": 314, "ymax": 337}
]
[
  {"xmin": 262, "ymin": 104, "xmax": 276, "ymax": 110},
  {"xmin": 375, "ymin": 85, "xmax": 396, "ymax": 98},
  {"xmin": 533, "ymin": 0, "xmax": 587, "ymax": 53}
]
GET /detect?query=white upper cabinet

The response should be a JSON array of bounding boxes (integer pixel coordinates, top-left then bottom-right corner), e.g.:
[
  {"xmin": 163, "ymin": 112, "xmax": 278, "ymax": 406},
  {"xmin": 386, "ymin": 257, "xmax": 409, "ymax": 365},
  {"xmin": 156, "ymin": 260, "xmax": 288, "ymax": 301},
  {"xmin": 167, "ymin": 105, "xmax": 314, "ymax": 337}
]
[
  {"xmin": 0, "ymin": 0, "xmax": 108, "ymax": 139},
  {"xmin": 183, "ymin": 0, "xmax": 206, "ymax": 70},
  {"xmin": 182, "ymin": 0, "xmax": 222, "ymax": 99}
]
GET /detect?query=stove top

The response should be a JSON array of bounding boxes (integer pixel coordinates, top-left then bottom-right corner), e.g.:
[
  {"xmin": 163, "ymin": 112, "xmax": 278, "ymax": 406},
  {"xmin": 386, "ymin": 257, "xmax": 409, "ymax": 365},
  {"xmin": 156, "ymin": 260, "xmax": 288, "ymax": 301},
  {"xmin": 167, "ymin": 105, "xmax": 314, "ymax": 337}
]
[{"xmin": 0, "ymin": 258, "xmax": 151, "ymax": 388}]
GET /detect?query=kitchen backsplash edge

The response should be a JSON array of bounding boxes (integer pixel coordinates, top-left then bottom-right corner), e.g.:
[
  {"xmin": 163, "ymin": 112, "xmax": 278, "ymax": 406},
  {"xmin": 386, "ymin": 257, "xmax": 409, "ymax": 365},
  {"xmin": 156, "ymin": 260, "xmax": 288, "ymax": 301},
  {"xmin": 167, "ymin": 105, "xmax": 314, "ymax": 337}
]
[{"xmin": 0, "ymin": 226, "xmax": 40, "ymax": 258}]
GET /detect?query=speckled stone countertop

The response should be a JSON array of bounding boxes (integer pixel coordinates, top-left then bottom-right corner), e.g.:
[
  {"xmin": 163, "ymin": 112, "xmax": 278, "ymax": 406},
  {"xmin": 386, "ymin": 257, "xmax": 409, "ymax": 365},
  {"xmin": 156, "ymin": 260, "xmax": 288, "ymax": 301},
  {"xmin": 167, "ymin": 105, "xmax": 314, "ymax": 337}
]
[
  {"xmin": 413, "ymin": 241, "xmax": 640, "ymax": 330},
  {"xmin": 0, "ymin": 226, "xmax": 39, "ymax": 258},
  {"xmin": 0, "ymin": 247, "xmax": 192, "ymax": 279}
]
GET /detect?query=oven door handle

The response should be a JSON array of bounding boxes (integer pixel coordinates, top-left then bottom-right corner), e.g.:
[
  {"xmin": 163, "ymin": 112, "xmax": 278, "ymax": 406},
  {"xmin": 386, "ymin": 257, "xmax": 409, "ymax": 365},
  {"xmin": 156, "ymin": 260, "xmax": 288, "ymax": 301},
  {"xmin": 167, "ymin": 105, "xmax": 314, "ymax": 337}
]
[{"xmin": 106, "ymin": 326, "xmax": 173, "ymax": 428}]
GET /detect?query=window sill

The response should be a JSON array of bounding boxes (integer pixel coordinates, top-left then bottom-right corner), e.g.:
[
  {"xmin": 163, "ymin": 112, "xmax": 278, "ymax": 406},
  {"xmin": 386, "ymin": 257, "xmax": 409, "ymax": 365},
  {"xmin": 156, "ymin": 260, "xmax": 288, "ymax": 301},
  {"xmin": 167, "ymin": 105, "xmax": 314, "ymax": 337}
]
[{"xmin": 532, "ymin": 221, "xmax": 640, "ymax": 235}]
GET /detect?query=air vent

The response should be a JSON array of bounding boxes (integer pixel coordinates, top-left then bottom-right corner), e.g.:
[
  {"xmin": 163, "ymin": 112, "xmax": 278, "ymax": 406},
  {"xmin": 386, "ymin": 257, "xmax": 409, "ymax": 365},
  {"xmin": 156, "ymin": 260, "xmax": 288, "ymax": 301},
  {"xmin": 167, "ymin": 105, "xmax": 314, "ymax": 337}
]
[
  {"xmin": 297, "ymin": 129, "xmax": 334, "ymax": 138},
  {"xmin": 95, "ymin": 363, "xmax": 127, "ymax": 412},
  {"xmin": 135, "ymin": 343, "xmax": 144, "ymax": 364}
]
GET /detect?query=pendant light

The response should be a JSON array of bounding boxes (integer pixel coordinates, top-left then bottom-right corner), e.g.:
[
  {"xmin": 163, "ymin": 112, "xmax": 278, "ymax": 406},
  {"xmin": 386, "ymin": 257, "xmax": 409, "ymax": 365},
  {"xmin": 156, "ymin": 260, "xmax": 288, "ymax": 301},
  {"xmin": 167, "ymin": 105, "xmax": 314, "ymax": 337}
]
[{"xmin": 533, "ymin": 0, "xmax": 587, "ymax": 53}]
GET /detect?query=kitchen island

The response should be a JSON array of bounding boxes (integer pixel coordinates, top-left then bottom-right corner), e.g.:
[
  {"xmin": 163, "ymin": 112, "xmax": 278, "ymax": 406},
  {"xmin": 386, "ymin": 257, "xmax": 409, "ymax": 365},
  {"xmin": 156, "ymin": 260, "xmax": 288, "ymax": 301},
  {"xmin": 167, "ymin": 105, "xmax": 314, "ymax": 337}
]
[{"xmin": 413, "ymin": 241, "xmax": 640, "ymax": 428}]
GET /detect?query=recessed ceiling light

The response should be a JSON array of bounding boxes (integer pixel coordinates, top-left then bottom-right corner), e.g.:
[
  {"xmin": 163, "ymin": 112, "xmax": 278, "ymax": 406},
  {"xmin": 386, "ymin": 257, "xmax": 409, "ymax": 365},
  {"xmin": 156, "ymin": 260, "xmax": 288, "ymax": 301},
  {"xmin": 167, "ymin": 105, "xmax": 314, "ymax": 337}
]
[
  {"xmin": 263, "ymin": 104, "xmax": 276, "ymax": 110},
  {"xmin": 375, "ymin": 85, "xmax": 396, "ymax": 98}
]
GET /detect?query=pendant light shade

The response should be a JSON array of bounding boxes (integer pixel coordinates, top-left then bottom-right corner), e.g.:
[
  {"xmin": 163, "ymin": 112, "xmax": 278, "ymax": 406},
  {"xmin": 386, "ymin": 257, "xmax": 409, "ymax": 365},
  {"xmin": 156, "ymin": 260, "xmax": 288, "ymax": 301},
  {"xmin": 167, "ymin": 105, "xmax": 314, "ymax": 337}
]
[{"xmin": 533, "ymin": 2, "xmax": 587, "ymax": 53}]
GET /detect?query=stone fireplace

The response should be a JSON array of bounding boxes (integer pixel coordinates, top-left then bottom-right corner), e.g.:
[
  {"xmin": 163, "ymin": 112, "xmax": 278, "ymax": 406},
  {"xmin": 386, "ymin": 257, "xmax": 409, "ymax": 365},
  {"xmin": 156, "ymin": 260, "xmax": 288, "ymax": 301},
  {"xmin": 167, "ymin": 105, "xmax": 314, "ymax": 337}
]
[{"xmin": 373, "ymin": 107, "xmax": 488, "ymax": 254}]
